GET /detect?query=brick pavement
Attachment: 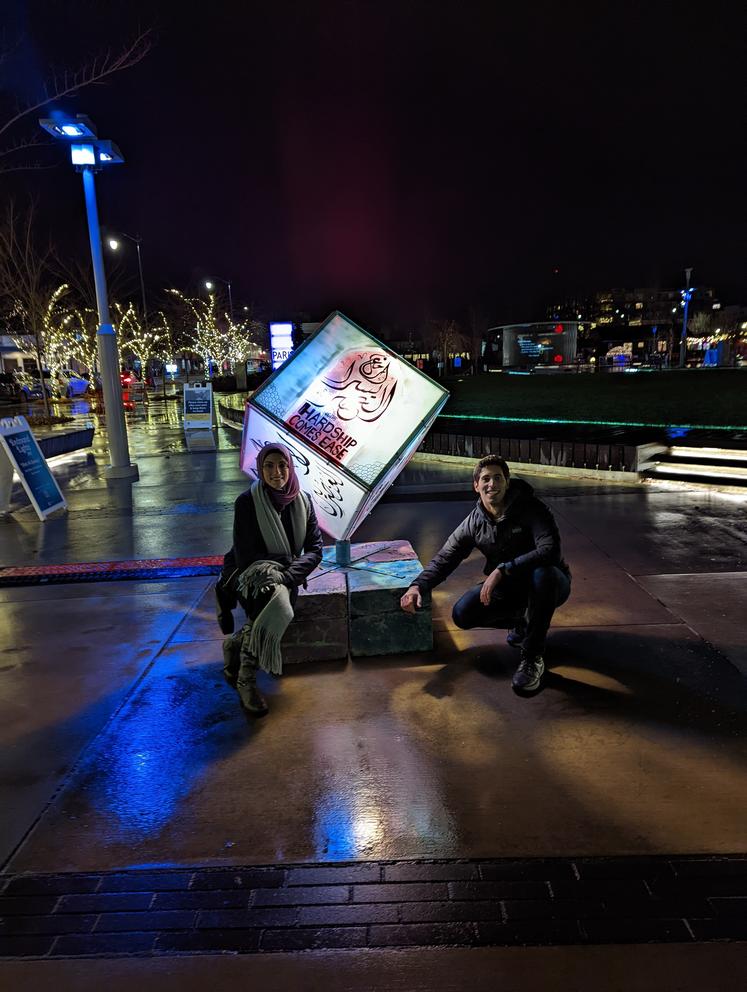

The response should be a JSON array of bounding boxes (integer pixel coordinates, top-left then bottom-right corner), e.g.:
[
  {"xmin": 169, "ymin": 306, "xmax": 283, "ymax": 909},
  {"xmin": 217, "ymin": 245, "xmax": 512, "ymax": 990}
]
[
  {"xmin": 0, "ymin": 557, "xmax": 223, "ymax": 587},
  {"xmin": 1, "ymin": 856, "xmax": 746, "ymax": 958}
]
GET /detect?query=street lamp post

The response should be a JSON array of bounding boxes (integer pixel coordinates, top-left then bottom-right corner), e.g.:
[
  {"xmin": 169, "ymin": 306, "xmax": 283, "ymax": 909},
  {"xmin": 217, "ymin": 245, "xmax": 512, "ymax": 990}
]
[
  {"xmin": 109, "ymin": 234, "xmax": 147, "ymax": 330},
  {"xmin": 678, "ymin": 267, "xmax": 694, "ymax": 369},
  {"xmin": 108, "ymin": 234, "xmax": 168, "ymax": 398},
  {"xmin": 205, "ymin": 277, "xmax": 234, "ymax": 320},
  {"xmin": 40, "ymin": 114, "xmax": 137, "ymax": 480}
]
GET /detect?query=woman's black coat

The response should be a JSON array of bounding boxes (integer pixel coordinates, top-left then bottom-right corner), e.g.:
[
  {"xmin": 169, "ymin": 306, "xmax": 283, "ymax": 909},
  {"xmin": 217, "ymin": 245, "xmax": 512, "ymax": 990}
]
[{"xmin": 231, "ymin": 487, "xmax": 323, "ymax": 589}]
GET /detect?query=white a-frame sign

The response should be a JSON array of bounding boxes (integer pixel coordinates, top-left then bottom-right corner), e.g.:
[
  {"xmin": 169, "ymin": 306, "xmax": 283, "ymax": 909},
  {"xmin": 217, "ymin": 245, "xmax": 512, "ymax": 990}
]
[{"xmin": 0, "ymin": 416, "xmax": 66, "ymax": 520}]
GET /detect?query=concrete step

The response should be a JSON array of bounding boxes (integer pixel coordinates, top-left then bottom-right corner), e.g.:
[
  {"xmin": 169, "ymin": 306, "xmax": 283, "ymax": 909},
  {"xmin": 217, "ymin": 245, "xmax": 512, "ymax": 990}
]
[
  {"xmin": 665, "ymin": 445, "xmax": 747, "ymax": 465},
  {"xmin": 646, "ymin": 447, "xmax": 747, "ymax": 486}
]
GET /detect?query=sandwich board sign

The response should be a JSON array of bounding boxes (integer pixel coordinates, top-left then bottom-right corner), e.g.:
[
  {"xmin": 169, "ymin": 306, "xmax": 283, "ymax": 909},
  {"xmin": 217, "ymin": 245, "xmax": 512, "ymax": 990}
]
[
  {"xmin": 0, "ymin": 416, "xmax": 66, "ymax": 520},
  {"xmin": 184, "ymin": 382, "xmax": 214, "ymax": 427},
  {"xmin": 240, "ymin": 311, "xmax": 449, "ymax": 542},
  {"xmin": 183, "ymin": 382, "xmax": 216, "ymax": 451}
]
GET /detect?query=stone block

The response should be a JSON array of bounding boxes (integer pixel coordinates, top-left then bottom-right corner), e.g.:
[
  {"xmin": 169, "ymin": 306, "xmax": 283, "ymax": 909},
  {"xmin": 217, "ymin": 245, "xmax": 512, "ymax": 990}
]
[
  {"xmin": 282, "ymin": 618, "xmax": 348, "ymax": 664},
  {"xmin": 349, "ymin": 541, "xmax": 419, "ymax": 563},
  {"xmin": 283, "ymin": 567, "xmax": 347, "ymax": 663},
  {"xmin": 348, "ymin": 551, "xmax": 432, "ymax": 657},
  {"xmin": 294, "ymin": 568, "xmax": 347, "ymax": 622},
  {"xmin": 281, "ymin": 540, "xmax": 433, "ymax": 662}
]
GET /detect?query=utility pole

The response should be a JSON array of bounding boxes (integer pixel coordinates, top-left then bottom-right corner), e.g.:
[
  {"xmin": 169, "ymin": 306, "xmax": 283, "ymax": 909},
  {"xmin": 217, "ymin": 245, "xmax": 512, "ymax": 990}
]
[{"xmin": 678, "ymin": 267, "xmax": 694, "ymax": 368}]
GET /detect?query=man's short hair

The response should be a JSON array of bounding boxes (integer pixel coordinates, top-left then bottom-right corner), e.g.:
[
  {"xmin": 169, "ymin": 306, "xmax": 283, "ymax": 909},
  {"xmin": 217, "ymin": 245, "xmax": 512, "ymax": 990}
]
[{"xmin": 473, "ymin": 454, "xmax": 510, "ymax": 484}]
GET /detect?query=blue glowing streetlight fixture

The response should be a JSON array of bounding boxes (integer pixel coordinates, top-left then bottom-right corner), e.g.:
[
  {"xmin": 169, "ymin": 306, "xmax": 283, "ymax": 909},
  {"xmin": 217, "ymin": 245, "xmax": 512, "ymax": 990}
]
[
  {"xmin": 39, "ymin": 113, "xmax": 137, "ymax": 479},
  {"xmin": 678, "ymin": 267, "xmax": 694, "ymax": 369}
]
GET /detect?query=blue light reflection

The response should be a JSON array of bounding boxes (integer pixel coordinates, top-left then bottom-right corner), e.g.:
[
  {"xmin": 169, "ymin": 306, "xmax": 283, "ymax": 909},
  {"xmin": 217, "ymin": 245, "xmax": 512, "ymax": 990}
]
[
  {"xmin": 96, "ymin": 671, "xmax": 230, "ymax": 839},
  {"xmin": 313, "ymin": 790, "xmax": 359, "ymax": 859},
  {"xmin": 312, "ymin": 787, "xmax": 388, "ymax": 860}
]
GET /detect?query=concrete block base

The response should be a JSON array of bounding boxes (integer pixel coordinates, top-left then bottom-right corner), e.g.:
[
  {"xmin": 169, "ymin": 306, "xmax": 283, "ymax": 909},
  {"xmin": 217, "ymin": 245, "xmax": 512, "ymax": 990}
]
[
  {"xmin": 282, "ymin": 569, "xmax": 347, "ymax": 664},
  {"xmin": 282, "ymin": 540, "xmax": 432, "ymax": 663},
  {"xmin": 348, "ymin": 551, "xmax": 432, "ymax": 657}
]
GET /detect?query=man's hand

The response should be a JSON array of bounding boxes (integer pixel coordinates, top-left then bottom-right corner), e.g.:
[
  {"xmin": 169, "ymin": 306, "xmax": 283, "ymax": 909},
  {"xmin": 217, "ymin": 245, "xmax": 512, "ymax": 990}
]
[
  {"xmin": 400, "ymin": 585, "xmax": 423, "ymax": 613},
  {"xmin": 479, "ymin": 568, "xmax": 502, "ymax": 605}
]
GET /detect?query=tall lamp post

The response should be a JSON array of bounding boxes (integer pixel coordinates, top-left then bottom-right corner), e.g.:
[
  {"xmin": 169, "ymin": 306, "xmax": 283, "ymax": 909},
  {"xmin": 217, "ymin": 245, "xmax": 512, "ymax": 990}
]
[
  {"xmin": 678, "ymin": 267, "xmax": 694, "ymax": 369},
  {"xmin": 40, "ymin": 114, "xmax": 137, "ymax": 479},
  {"xmin": 108, "ymin": 234, "xmax": 168, "ymax": 398},
  {"xmin": 108, "ymin": 234, "xmax": 147, "ymax": 329},
  {"xmin": 205, "ymin": 277, "xmax": 234, "ymax": 320}
]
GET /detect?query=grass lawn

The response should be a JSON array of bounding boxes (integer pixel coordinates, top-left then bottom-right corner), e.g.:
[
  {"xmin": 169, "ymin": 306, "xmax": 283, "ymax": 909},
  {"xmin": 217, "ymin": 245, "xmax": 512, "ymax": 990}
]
[{"xmin": 439, "ymin": 369, "xmax": 747, "ymax": 427}]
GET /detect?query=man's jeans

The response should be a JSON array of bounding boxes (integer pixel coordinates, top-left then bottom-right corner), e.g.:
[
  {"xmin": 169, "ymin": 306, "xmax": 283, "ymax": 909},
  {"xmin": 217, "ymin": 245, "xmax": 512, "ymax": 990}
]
[{"xmin": 452, "ymin": 565, "xmax": 571, "ymax": 656}]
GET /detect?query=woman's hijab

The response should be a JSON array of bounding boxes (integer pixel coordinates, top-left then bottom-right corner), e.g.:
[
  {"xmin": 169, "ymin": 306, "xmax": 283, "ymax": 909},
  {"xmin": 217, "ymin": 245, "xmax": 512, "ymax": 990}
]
[{"xmin": 256, "ymin": 443, "xmax": 300, "ymax": 511}]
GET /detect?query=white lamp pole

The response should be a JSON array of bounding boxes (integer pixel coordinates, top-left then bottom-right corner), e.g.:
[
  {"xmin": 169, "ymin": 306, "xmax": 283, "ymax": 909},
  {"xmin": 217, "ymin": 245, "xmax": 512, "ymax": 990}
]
[{"xmin": 40, "ymin": 115, "xmax": 138, "ymax": 480}]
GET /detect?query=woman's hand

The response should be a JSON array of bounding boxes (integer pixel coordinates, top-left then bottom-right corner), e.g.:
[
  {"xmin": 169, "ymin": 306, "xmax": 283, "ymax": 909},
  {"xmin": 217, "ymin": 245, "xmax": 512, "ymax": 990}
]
[
  {"xmin": 479, "ymin": 568, "xmax": 502, "ymax": 605},
  {"xmin": 400, "ymin": 585, "xmax": 423, "ymax": 613}
]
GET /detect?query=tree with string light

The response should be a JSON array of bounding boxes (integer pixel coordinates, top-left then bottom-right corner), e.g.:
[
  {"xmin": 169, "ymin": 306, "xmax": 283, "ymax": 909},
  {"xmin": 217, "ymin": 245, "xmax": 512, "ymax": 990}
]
[
  {"xmin": 38, "ymin": 284, "xmax": 79, "ymax": 380},
  {"xmin": 64, "ymin": 305, "xmax": 100, "ymax": 377},
  {"xmin": 114, "ymin": 302, "xmax": 170, "ymax": 381},
  {"xmin": 167, "ymin": 288, "xmax": 264, "ymax": 378}
]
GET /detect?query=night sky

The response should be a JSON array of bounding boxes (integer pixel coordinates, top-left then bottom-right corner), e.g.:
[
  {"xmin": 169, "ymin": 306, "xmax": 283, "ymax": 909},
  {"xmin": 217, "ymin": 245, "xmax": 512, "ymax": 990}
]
[{"xmin": 4, "ymin": 0, "xmax": 746, "ymax": 327}]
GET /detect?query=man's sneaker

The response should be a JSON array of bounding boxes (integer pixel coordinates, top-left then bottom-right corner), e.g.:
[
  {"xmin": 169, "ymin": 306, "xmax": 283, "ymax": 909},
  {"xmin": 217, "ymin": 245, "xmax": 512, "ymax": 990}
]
[
  {"xmin": 506, "ymin": 619, "xmax": 527, "ymax": 648},
  {"xmin": 512, "ymin": 652, "xmax": 545, "ymax": 693},
  {"xmin": 237, "ymin": 678, "xmax": 269, "ymax": 717}
]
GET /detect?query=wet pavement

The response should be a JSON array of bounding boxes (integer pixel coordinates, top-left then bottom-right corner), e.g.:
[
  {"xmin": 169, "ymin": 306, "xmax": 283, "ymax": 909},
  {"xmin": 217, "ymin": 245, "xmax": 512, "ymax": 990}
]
[
  {"xmin": 2, "ymin": 943, "xmax": 745, "ymax": 991},
  {"xmin": 1, "ymin": 399, "xmax": 746, "ymax": 983}
]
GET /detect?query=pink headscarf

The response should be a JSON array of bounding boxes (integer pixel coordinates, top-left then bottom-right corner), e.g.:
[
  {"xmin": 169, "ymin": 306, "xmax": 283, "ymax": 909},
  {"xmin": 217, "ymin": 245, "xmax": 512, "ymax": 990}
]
[{"xmin": 256, "ymin": 443, "xmax": 300, "ymax": 511}]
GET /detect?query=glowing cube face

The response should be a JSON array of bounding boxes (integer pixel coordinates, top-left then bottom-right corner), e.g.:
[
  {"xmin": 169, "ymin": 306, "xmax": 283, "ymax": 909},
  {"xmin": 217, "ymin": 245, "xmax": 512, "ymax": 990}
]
[{"xmin": 240, "ymin": 311, "xmax": 449, "ymax": 541}]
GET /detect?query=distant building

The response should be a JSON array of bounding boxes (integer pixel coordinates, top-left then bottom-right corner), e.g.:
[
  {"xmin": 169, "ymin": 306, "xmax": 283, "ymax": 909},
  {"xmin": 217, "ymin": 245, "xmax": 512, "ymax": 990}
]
[
  {"xmin": 549, "ymin": 285, "xmax": 719, "ymax": 329},
  {"xmin": 485, "ymin": 322, "xmax": 579, "ymax": 369},
  {"xmin": 546, "ymin": 285, "xmax": 731, "ymax": 365},
  {"xmin": 0, "ymin": 334, "xmax": 36, "ymax": 373}
]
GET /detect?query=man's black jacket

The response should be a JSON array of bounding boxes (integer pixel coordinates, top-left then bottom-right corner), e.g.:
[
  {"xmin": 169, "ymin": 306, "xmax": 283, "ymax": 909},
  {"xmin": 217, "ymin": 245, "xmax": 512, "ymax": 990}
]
[{"xmin": 413, "ymin": 478, "xmax": 570, "ymax": 592}]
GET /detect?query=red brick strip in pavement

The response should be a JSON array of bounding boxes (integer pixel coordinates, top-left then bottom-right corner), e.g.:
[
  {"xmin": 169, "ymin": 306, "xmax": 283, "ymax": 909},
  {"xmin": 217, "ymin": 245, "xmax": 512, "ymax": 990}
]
[
  {"xmin": 1, "ymin": 856, "xmax": 746, "ymax": 958},
  {"xmin": 0, "ymin": 557, "xmax": 223, "ymax": 587},
  {"xmin": 0, "ymin": 543, "xmax": 420, "ymax": 587}
]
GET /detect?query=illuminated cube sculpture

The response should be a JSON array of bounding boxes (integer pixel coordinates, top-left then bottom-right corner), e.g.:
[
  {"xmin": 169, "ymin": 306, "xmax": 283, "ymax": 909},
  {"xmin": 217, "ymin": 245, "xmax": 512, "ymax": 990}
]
[{"xmin": 240, "ymin": 311, "xmax": 449, "ymax": 541}]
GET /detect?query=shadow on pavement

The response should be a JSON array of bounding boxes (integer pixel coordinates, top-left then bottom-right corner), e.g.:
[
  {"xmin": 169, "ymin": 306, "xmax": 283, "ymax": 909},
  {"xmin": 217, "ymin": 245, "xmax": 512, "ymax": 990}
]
[{"xmin": 454, "ymin": 626, "xmax": 747, "ymax": 741}]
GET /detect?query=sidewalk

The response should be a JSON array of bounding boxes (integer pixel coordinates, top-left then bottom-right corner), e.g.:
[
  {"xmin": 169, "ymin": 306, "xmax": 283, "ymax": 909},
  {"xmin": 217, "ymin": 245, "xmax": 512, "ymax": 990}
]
[{"xmin": 1, "ymin": 405, "xmax": 746, "ymax": 987}]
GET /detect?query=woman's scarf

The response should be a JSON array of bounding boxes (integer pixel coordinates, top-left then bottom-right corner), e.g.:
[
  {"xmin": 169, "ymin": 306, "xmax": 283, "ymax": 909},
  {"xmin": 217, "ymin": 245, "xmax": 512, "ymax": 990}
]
[
  {"xmin": 249, "ymin": 480, "xmax": 308, "ymax": 559},
  {"xmin": 256, "ymin": 442, "xmax": 300, "ymax": 511},
  {"xmin": 237, "ymin": 561, "xmax": 293, "ymax": 676},
  {"xmin": 235, "ymin": 480, "xmax": 309, "ymax": 675}
]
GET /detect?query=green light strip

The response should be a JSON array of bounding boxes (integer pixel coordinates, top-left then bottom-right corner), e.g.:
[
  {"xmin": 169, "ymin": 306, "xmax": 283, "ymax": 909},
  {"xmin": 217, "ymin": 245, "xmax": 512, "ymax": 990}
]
[{"xmin": 438, "ymin": 414, "xmax": 746, "ymax": 431}]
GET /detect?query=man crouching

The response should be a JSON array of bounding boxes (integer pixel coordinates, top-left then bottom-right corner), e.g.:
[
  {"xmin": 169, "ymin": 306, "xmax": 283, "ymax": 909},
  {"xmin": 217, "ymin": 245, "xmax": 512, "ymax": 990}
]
[{"xmin": 400, "ymin": 454, "xmax": 571, "ymax": 693}]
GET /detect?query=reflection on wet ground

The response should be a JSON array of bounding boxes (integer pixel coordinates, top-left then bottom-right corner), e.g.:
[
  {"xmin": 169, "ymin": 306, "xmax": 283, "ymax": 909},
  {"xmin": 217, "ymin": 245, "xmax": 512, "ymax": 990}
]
[
  {"xmin": 4, "ymin": 585, "xmax": 747, "ymax": 872},
  {"xmin": 1, "ymin": 388, "xmax": 746, "ymax": 876}
]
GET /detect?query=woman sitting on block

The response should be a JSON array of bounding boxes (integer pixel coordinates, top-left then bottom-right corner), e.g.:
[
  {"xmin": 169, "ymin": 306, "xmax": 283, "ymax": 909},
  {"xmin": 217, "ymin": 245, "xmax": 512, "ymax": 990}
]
[{"xmin": 222, "ymin": 443, "xmax": 323, "ymax": 716}]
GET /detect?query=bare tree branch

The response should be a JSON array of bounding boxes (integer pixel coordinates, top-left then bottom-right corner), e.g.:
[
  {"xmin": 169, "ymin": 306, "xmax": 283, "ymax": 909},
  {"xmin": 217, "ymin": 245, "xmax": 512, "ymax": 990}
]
[
  {"xmin": 0, "ymin": 28, "xmax": 152, "ymax": 141},
  {"xmin": 0, "ymin": 132, "xmax": 45, "ymax": 159},
  {"xmin": 0, "ymin": 199, "xmax": 58, "ymax": 415},
  {"xmin": 0, "ymin": 160, "xmax": 57, "ymax": 174}
]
